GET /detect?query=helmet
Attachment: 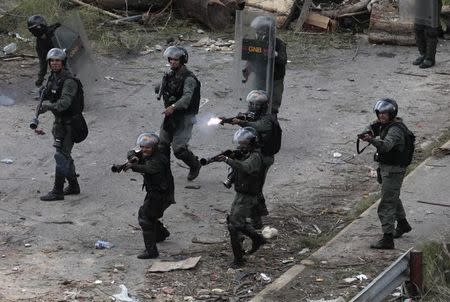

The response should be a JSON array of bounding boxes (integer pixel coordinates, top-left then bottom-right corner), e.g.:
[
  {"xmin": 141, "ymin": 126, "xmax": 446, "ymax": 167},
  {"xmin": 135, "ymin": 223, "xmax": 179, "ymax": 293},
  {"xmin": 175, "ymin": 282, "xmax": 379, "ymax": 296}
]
[
  {"xmin": 163, "ymin": 46, "xmax": 188, "ymax": 64},
  {"xmin": 135, "ymin": 132, "xmax": 159, "ymax": 151},
  {"xmin": 250, "ymin": 15, "xmax": 275, "ymax": 40},
  {"xmin": 27, "ymin": 15, "xmax": 47, "ymax": 37},
  {"xmin": 233, "ymin": 127, "xmax": 258, "ymax": 150},
  {"xmin": 373, "ymin": 98, "xmax": 398, "ymax": 119},
  {"xmin": 46, "ymin": 48, "xmax": 66, "ymax": 62},
  {"xmin": 246, "ymin": 90, "xmax": 269, "ymax": 114}
]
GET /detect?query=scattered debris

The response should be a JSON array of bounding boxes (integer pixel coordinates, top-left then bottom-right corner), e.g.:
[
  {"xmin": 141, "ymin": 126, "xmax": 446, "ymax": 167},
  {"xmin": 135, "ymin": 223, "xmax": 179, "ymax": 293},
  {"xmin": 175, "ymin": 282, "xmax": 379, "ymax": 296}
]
[
  {"xmin": 95, "ymin": 240, "xmax": 114, "ymax": 249},
  {"xmin": 113, "ymin": 284, "xmax": 137, "ymax": 302},
  {"xmin": 1, "ymin": 158, "xmax": 14, "ymax": 164},
  {"xmin": 333, "ymin": 152, "xmax": 342, "ymax": 158},
  {"xmin": 3, "ymin": 42, "xmax": 17, "ymax": 55},
  {"xmin": 185, "ymin": 185, "xmax": 201, "ymax": 190},
  {"xmin": 307, "ymin": 297, "xmax": 345, "ymax": 302},
  {"xmin": 93, "ymin": 279, "xmax": 102, "ymax": 284},
  {"xmin": 262, "ymin": 226, "xmax": 278, "ymax": 239},
  {"xmin": 300, "ymin": 259, "xmax": 315, "ymax": 266},
  {"xmin": 298, "ymin": 248, "xmax": 310, "ymax": 255},
  {"xmin": 148, "ymin": 256, "xmax": 201, "ymax": 272},
  {"xmin": 191, "ymin": 236, "xmax": 226, "ymax": 244},
  {"xmin": 260, "ymin": 273, "xmax": 271, "ymax": 283}
]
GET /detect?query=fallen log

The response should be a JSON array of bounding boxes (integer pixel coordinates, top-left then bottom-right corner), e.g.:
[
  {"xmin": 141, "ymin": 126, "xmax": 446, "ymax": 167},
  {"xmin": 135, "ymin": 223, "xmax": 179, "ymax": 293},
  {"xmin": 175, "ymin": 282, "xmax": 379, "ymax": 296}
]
[
  {"xmin": 321, "ymin": 0, "xmax": 371, "ymax": 19},
  {"xmin": 173, "ymin": 0, "xmax": 232, "ymax": 31},
  {"xmin": 368, "ymin": 32, "xmax": 415, "ymax": 46},
  {"xmin": 82, "ymin": 0, "xmax": 170, "ymax": 10},
  {"xmin": 70, "ymin": 0, "xmax": 123, "ymax": 18}
]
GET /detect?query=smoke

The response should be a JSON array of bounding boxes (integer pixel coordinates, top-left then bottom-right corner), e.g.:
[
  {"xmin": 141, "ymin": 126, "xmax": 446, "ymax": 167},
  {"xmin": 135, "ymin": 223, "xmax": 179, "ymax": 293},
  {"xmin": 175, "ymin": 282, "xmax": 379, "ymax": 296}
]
[
  {"xmin": 0, "ymin": 94, "xmax": 15, "ymax": 106},
  {"xmin": 195, "ymin": 112, "xmax": 224, "ymax": 140}
]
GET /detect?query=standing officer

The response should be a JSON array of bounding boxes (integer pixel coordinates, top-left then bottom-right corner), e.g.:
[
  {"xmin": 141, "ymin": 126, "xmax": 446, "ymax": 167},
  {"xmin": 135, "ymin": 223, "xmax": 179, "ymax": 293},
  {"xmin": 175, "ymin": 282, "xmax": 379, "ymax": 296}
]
[
  {"xmin": 217, "ymin": 127, "xmax": 267, "ymax": 267},
  {"xmin": 38, "ymin": 48, "xmax": 83, "ymax": 201},
  {"xmin": 123, "ymin": 132, "xmax": 175, "ymax": 259},
  {"xmin": 157, "ymin": 46, "xmax": 201, "ymax": 181},
  {"xmin": 246, "ymin": 16, "xmax": 287, "ymax": 114},
  {"xmin": 360, "ymin": 98, "xmax": 414, "ymax": 249},
  {"xmin": 412, "ymin": 0, "xmax": 442, "ymax": 68},
  {"xmin": 228, "ymin": 90, "xmax": 277, "ymax": 229},
  {"xmin": 27, "ymin": 15, "xmax": 61, "ymax": 87}
]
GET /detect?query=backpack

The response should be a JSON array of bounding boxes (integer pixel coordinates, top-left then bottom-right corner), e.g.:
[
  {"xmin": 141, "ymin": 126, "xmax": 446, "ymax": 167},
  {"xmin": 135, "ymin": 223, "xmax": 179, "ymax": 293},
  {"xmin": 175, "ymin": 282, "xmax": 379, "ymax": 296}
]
[
  {"xmin": 391, "ymin": 122, "xmax": 415, "ymax": 167},
  {"xmin": 261, "ymin": 115, "xmax": 282, "ymax": 156},
  {"xmin": 70, "ymin": 78, "xmax": 88, "ymax": 144}
]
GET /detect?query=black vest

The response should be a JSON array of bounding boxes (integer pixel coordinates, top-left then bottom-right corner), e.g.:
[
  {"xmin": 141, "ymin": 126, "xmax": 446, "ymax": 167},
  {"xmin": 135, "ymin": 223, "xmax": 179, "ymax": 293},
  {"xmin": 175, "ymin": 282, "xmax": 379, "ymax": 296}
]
[
  {"xmin": 163, "ymin": 67, "xmax": 200, "ymax": 114},
  {"xmin": 377, "ymin": 121, "xmax": 408, "ymax": 166},
  {"xmin": 234, "ymin": 151, "xmax": 263, "ymax": 195},
  {"xmin": 142, "ymin": 151, "xmax": 174, "ymax": 193},
  {"xmin": 45, "ymin": 70, "xmax": 82, "ymax": 118}
]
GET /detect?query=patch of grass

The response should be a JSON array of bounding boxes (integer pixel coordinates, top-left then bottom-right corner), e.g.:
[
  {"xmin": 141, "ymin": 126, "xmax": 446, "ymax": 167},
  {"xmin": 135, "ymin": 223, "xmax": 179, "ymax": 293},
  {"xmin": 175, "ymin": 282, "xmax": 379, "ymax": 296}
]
[
  {"xmin": 297, "ymin": 233, "xmax": 334, "ymax": 251},
  {"xmin": 419, "ymin": 241, "xmax": 450, "ymax": 301},
  {"xmin": 443, "ymin": 0, "xmax": 450, "ymax": 6},
  {"xmin": 348, "ymin": 192, "xmax": 379, "ymax": 220}
]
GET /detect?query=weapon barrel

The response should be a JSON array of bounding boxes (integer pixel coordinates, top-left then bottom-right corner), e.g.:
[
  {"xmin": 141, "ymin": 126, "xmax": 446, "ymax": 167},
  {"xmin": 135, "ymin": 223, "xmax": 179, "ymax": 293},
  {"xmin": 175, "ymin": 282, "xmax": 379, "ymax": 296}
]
[
  {"xmin": 30, "ymin": 87, "xmax": 46, "ymax": 129},
  {"xmin": 111, "ymin": 163, "xmax": 126, "ymax": 173}
]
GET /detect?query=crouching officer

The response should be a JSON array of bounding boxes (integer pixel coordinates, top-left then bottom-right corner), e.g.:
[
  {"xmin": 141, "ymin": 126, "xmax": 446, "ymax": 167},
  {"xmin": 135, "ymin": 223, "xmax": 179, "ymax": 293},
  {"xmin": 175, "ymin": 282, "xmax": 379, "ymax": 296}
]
[
  {"xmin": 27, "ymin": 15, "xmax": 61, "ymax": 87},
  {"xmin": 229, "ymin": 90, "xmax": 276, "ymax": 229},
  {"xmin": 157, "ymin": 46, "xmax": 201, "ymax": 181},
  {"xmin": 38, "ymin": 48, "xmax": 82, "ymax": 201},
  {"xmin": 217, "ymin": 127, "xmax": 267, "ymax": 268},
  {"xmin": 359, "ymin": 98, "xmax": 414, "ymax": 249},
  {"xmin": 123, "ymin": 132, "xmax": 175, "ymax": 259}
]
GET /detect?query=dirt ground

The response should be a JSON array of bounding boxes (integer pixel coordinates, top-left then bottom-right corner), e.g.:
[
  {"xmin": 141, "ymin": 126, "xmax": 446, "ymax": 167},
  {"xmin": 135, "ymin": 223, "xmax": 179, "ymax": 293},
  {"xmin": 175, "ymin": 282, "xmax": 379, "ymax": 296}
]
[{"xmin": 1, "ymin": 14, "xmax": 450, "ymax": 301}]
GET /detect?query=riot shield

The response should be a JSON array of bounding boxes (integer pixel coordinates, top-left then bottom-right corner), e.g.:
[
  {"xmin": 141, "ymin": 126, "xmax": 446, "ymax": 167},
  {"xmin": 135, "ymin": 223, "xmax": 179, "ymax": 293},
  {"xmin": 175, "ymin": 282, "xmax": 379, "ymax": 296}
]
[
  {"xmin": 399, "ymin": 0, "xmax": 440, "ymax": 28},
  {"xmin": 234, "ymin": 9, "xmax": 276, "ymax": 113},
  {"xmin": 52, "ymin": 12, "xmax": 97, "ymax": 79}
]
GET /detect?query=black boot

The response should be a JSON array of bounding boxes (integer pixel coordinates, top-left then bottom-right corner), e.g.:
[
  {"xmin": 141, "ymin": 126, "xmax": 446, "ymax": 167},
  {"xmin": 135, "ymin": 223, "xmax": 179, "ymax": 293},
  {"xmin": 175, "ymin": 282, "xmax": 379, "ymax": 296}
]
[
  {"xmin": 175, "ymin": 149, "xmax": 201, "ymax": 181},
  {"xmin": 413, "ymin": 27, "xmax": 426, "ymax": 65},
  {"xmin": 420, "ymin": 36, "xmax": 437, "ymax": 69},
  {"xmin": 64, "ymin": 176, "xmax": 80, "ymax": 195},
  {"xmin": 137, "ymin": 231, "xmax": 159, "ymax": 259},
  {"xmin": 251, "ymin": 216, "xmax": 263, "ymax": 230},
  {"xmin": 394, "ymin": 219, "xmax": 412, "ymax": 238},
  {"xmin": 155, "ymin": 222, "xmax": 170, "ymax": 243},
  {"xmin": 370, "ymin": 233, "xmax": 394, "ymax": 250},
  {"xmin": 40, "ymin": 173, "xmax": 65, "ymax": 201},
  {"xmin": 187, "ymin": 158, "xmax": 201, "ymax": 181},
  {"xmin": 242, "ymin": 226, "xmax": 267, "ymax": 254},
  {"xmin": 229, "ymin": 232, "xmax": 245, "ymax": 268}
]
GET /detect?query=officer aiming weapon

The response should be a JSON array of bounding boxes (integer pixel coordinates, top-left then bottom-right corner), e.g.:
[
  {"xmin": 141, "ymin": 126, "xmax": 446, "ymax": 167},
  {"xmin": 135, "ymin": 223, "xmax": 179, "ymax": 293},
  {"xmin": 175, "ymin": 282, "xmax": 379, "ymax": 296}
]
[
  {"xmin": 111, "ymin": 151, "xmax": 141, "ymax": 173},
  {"xmin": 29, "ymin": 86, "xmax": 47, "ymax": 130},
  {"xmin": 207, "ymin": 112, "xmax": 256, "ymax": 126},
  {"xmin": 200, "ymin": 149, "xmax": 245, "ymax": 166}
]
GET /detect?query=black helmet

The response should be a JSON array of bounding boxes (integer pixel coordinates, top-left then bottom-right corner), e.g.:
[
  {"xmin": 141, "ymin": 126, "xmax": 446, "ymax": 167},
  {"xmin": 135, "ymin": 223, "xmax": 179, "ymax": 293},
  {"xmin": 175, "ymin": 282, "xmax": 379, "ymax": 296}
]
[
  {"xmin": 233, "ymin": 127, "xmax": 258, "ymax": 150},
  {"xmin": 246, "ymin": 90, "xmax": 269, "ymax": 114},
  {"xmin": 163, "ymin": 46, "xmax": 188, "ymax": 64},
  {"xmin": 250, "ymin": 15, "xmax": 275, "ymax": 40},
  {"xmin": 135, "ymin": 132, "xmax": 160, "ymax": 152},
  {"xmin": 373, "ymin": 98, "xmax": 398, "ymax": 119},
  {"xmin": 27, "ymin": 15, "xmax": 47, "ymax": 37},
  {"xmin": 46, "ymin": 48, "xmax": 66, "ymax": 63}
]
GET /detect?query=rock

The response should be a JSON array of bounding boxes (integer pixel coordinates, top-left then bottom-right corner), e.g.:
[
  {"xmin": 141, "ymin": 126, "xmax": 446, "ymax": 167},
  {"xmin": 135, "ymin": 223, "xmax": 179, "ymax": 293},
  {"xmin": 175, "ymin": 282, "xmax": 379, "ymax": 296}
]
[
  {"xmin": 162, "ymin": 286, "xmax": 174, "ymax": 295},
  {"xmin": 300, "ymin": 259, "xmax": 315, "ymax": 266}
]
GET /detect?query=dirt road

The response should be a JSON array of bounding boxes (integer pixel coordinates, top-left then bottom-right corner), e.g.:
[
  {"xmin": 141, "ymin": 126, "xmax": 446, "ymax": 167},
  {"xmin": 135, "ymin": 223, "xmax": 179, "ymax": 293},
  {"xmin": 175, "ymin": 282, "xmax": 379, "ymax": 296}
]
[{"xmin": 1, "ymin": 30, "xmax": 449, "ymax": 301}]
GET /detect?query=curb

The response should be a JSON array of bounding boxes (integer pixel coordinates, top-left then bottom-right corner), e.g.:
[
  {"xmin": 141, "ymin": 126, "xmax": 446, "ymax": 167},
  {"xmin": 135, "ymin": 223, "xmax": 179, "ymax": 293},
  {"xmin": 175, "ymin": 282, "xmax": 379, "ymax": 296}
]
[{"xmin": 249, "ymin": 140, "xmax": 450, "ymax": 302}]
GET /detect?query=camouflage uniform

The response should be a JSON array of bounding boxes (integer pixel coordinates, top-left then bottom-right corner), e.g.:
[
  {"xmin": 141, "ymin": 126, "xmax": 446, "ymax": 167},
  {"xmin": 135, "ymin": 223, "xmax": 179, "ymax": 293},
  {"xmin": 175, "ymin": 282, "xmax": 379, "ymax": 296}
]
[
  {"xmin": 34, "ymin": 24, "xmax": 61, "ymax": 85},
  {"xmin": 225, "ymin": 150, "xmax": 266, "ymax": 266},
  {"xmin": 272, "ymin": 38, "xmax": 287, "ymax": 114},
  {"xmin": 368, "ymin": 119, "xmax": 408, "ymax": 235},
  {"xmin": 128, "ymin": 147, "xmax": 175, "ymax": 258},
  {"xmin": 159, "ymin": 65, "xmax": 201, "ymax": 177}
]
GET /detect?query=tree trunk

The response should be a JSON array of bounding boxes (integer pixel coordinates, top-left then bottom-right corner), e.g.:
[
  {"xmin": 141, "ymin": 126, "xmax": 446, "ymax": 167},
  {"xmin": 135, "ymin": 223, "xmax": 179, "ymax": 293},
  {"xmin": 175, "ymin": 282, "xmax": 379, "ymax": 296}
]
[
  {"xmin": 173, "ymin": 0, "xmax": 233, "ymax": 30},
  {"xmin": 321, "ymin": 0, "xmax": 371, "ymax": 18},
  {"xmin": 83, "ymin": 0, "xmax": 170, "ymax": 10},
  {"xmin": 368, "ymin": 32, "xmax": 415, "ymax": 46}
]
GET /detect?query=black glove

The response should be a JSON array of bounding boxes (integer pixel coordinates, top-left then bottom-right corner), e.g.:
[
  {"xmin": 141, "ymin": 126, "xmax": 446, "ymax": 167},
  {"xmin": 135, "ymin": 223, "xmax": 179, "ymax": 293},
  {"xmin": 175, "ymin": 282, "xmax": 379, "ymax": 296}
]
[{"xmin": 35, "ymin": 78, "xmax": 44, "ymax": 87}]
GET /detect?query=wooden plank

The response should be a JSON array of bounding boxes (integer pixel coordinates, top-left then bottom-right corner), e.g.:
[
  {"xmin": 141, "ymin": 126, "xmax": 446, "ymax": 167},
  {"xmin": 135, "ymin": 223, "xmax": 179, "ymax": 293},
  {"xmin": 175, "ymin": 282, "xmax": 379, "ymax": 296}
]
[
  {"xmin": 304, "ymin": 12, "xmax": 331, "ymax": 30},
  {"xmin": 245, "ymin": 0, "xmax": 295, "ymax": 16}
]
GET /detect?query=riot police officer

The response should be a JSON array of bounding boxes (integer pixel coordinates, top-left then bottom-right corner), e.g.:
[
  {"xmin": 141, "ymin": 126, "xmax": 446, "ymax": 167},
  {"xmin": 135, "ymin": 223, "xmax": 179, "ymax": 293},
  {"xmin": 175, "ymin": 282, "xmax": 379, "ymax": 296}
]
[
  {"xmin": 360, "ymin": 98, "xmax": 414, "ymax": 249},
  {"xmin": 248, "ymin": 16, "xmax": 287, "ymax": 114},
  {"xmin": 27, "ymin": 15, "xmax": 61, "ymax": 86},
  {"xmin": 123, "ymin": 132, "xmax": 175, "ymax": 259},
  {"xmin": 157, "ymin": 46, "xmax": 202, "ymax": 181},
  {"xmin": 413, "ymin": 0, "xmax": 442, "ymax": 68},
  {"xmin": 229, "ymin": 90, "xmax": 278, "ymax": 229},
  {"xmin": 38, "ymin": 48, "xmax": 82, "ymax": 201},
  {"xmin": 217, "ymin": 127, "xmax": 267, "ymax": 268}
]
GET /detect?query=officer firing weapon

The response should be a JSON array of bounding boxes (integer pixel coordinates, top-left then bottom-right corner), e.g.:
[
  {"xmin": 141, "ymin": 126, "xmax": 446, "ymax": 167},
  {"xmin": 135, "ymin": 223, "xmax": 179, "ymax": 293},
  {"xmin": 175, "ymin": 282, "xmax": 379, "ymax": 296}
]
[
  {"xmin": 200, "ymin": 149, "xmax": 246, "ymax": 166},
  {"xmin": 111, "ymin": 150, "xmax": 142, "ymax": 173},
  {"xmin": 207, "ymin": 112, "xmax": 256, "ymax": 126},
  {"xmin": 29, "ymin": 86, "xmax": 47, "ymax": 131}
]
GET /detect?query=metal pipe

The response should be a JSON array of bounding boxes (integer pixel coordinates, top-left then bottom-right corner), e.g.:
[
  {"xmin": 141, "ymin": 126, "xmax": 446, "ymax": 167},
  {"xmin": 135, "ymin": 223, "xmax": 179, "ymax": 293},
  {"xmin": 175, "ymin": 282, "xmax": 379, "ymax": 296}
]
[{"xmin": 410, "ymin": 250, "xmax": 423, "ymax": 295}]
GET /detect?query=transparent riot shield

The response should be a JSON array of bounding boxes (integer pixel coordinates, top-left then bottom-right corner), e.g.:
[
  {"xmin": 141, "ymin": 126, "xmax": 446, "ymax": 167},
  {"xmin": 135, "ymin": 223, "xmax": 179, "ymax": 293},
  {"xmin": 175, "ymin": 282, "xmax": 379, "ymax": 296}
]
[
  {"xmin": 52, "ymin": 12, "xmax": 97, "ymax": 79},
  {"xmin": 234, "ymin": 9, "xmax": 276, "ymax": 113},
  {"xmin": 399, "ymin": 0, "xmax": 440, "ymax": 28}
]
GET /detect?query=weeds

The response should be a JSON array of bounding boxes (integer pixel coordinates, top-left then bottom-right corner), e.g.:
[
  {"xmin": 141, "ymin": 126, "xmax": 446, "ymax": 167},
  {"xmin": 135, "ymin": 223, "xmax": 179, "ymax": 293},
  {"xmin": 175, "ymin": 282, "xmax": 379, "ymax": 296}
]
[{"xmin": 419, "ymin": 242, "xmax": 450, "ymax": 301}]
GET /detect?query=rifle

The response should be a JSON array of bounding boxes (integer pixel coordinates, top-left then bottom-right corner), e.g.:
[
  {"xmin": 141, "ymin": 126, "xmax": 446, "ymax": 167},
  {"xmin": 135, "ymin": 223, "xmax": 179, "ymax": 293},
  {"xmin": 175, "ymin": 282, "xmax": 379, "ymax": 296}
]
[
  {"xmin": 29, "ymin": 86, "xmax": 47, "ymax": 130},
  {"xmin": 200, "ymin": 149, "xmax": 245, "ymax": 166},
  {"xmin": 356, "ymin": 122, "xmax": 381, "ymax": 154},
  {"xmin": 111, "ymin": 151, "xmax": 141, "ymax": 173},
  {"xmin": 219, "ymin": 112, "xmax": 255, "ymax": 125}
]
